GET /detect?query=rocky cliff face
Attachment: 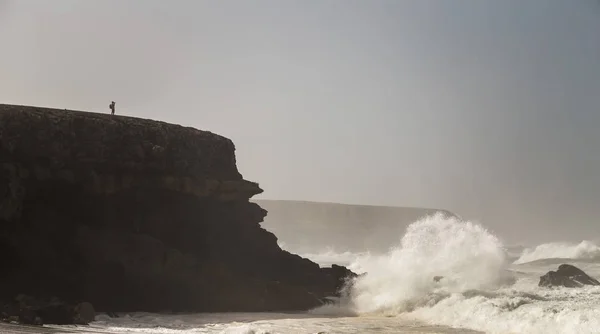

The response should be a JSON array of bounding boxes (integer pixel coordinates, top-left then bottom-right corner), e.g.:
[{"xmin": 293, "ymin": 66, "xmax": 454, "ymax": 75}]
[{"xmin": 0, "ymin": 104, "xmax": 354, "ymax": 314}]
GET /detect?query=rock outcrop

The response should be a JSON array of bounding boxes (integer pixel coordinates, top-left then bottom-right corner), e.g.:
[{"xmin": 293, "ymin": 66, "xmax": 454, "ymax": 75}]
[
  {"xmin": 0, "ymin": 104, "xmax": 355, "ymax": 321},
  {"xmin": 538, "ymin": 264, "xmax": 600, "ymax": 288},
  {"xmin": 1, "ymin": 295, "xmax": 94, "ymax": 326}
]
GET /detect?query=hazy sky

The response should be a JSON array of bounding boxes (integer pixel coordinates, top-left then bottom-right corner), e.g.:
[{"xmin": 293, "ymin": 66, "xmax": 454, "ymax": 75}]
[{"xmin": 1, "ymin": 0, "xmax": 599, "ymax": 243}]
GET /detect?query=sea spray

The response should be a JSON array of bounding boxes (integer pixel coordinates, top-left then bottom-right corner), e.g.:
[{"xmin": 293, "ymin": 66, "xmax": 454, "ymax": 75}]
[
  {"xmin": 514, "ymin": 240, "xmax": 600, "ymax": 264},
  {"xmin": 343, "ymin": 212, "xmax": 512, "ymax": 314}
]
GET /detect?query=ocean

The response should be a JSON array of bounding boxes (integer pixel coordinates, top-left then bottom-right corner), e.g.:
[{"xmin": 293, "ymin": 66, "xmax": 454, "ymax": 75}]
[{"xmin": 11, "ymin": 213, "xmax": 600, "ymax": 334}]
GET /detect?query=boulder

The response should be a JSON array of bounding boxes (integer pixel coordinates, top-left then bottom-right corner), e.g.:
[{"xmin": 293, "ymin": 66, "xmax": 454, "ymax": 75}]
[
  {"xmin": 323, "ymin": 264, "xmax": 358, "ymax": 292},
  {"xmin": 73, "ymin": 302, "xmax": 96, "ymax": 325},
  {"xmin": 538, "ymin": 264, "xmax": 600, "ymax": 288}
]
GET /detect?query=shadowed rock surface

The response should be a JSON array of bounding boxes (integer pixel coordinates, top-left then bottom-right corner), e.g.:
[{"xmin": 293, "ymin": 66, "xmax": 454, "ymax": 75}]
[
  {"xmin": 1, "ymin": 295, "xmax": 94, "ymax": 326},
  {"xmin": 0, "ymin": 104, "xmax": 355, "ymax": 317},
  {"xmin": 538, "ymin": 264, "xmax": 600, "ymax": 288}
]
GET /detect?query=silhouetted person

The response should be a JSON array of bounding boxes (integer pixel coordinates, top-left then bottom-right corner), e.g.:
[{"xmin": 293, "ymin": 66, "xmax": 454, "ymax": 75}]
[{"xmin": 109, "ymin": 101, "xmax": 115, "ymax": 115}]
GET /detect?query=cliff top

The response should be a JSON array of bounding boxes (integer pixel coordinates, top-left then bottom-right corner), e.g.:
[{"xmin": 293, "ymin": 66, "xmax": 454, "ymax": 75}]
[{"xmin": 0, "ymin": 104, "xmax": 242, "ymax": 181}]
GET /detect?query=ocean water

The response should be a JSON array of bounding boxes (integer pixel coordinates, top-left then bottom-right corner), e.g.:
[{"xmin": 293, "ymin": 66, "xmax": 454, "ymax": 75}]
[{"xmin": 37, "ymin": 213, "xmax": 600, "ymax": 334}]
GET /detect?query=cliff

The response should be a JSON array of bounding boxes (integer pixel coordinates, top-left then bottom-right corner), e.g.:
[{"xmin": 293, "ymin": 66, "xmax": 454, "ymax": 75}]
[
  {"xmin": 0, "ymin": 104, "xmax": 353, "ymax": 317},
  {"xmin": 255, "ymin": 200, "xmax": 457, "ymax": 254}
]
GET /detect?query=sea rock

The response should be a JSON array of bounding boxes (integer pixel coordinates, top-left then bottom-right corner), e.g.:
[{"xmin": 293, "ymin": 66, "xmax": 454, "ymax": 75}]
[
  {"xmin": 538, "ymin": 264, "xmax": 600, "ymax": 288},
  {"xmin": 73, "ymin": 302, "xmax": 96, "ymax": 325},
  {"xmin": 0, "ymin": 104, "xmax": 355, "ymax": 313},
  {"xmin": 322, "ymin": 264, "xmax": 358, "ymax": 294}
]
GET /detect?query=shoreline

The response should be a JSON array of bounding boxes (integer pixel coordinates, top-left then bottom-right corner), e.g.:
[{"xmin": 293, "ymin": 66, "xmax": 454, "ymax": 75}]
[
  {"xmin": 2, "ymin": 313, "xmax": 483, "ymax": 334},
  {"xmin": 0, "ymin": 323, "xmax": 85, "ymax": 333}
]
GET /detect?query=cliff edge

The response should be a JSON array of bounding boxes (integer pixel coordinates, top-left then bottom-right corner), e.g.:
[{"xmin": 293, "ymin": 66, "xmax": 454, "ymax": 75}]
[{"xmin": 0, "ymin": 104, "xmax": 353, "ymax": 316}]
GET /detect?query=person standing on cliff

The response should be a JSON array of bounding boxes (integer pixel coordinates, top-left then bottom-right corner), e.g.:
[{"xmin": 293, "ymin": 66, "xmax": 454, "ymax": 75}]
[{"xmin": 109, "ymin": 101, "xmax": 115, "ymax": 115}]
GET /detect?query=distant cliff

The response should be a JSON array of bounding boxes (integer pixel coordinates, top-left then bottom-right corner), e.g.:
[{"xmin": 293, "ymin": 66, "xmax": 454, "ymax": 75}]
[
  {"xmin": 0, "ymin": 104, "xmax": 353, "ymax": 314},
  {"xmin": 255, "ymin": 200, "xmax": 457, "ymax": 253}
]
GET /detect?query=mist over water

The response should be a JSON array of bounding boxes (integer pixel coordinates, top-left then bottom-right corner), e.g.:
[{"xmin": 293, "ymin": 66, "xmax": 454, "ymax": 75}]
[
  {"xmin": 257, "ymin": 200, "xmax": 457, "ymax": 255},
  {"xmin": 514, "ymin": 240, "xmax": 600, "ymax": 264}
]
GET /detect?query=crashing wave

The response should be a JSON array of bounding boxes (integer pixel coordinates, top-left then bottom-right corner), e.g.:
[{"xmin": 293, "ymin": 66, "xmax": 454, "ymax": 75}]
[{"xmin": 310, "ymin": 212, "xmax": 512, "ymax": 315}]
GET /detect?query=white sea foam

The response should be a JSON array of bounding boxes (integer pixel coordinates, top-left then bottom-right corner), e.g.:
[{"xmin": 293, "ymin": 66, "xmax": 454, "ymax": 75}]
[
  {"xmin": 343, "ymin": 212, "xmax": 512, "ymax": 315},
  {"xmin": 514, "ymin": 240, "xmax": 600, "ymax": 264},
  {"xmin": 409, "ymin": 284, "xmax": 600, "ymax": 334}
]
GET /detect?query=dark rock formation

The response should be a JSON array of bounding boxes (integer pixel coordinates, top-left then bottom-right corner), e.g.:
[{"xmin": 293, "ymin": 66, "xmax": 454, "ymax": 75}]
[
  {"xmin": 1, "ymin": 295, "xmax": 94, "ymax": 326},
  {"xmin": 0, "ymin": 104, "xmax": 355, "ymax": 318},
  {"xmin": 538, "ymin": 264, "xmax": 600, "ymax": 288}
]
